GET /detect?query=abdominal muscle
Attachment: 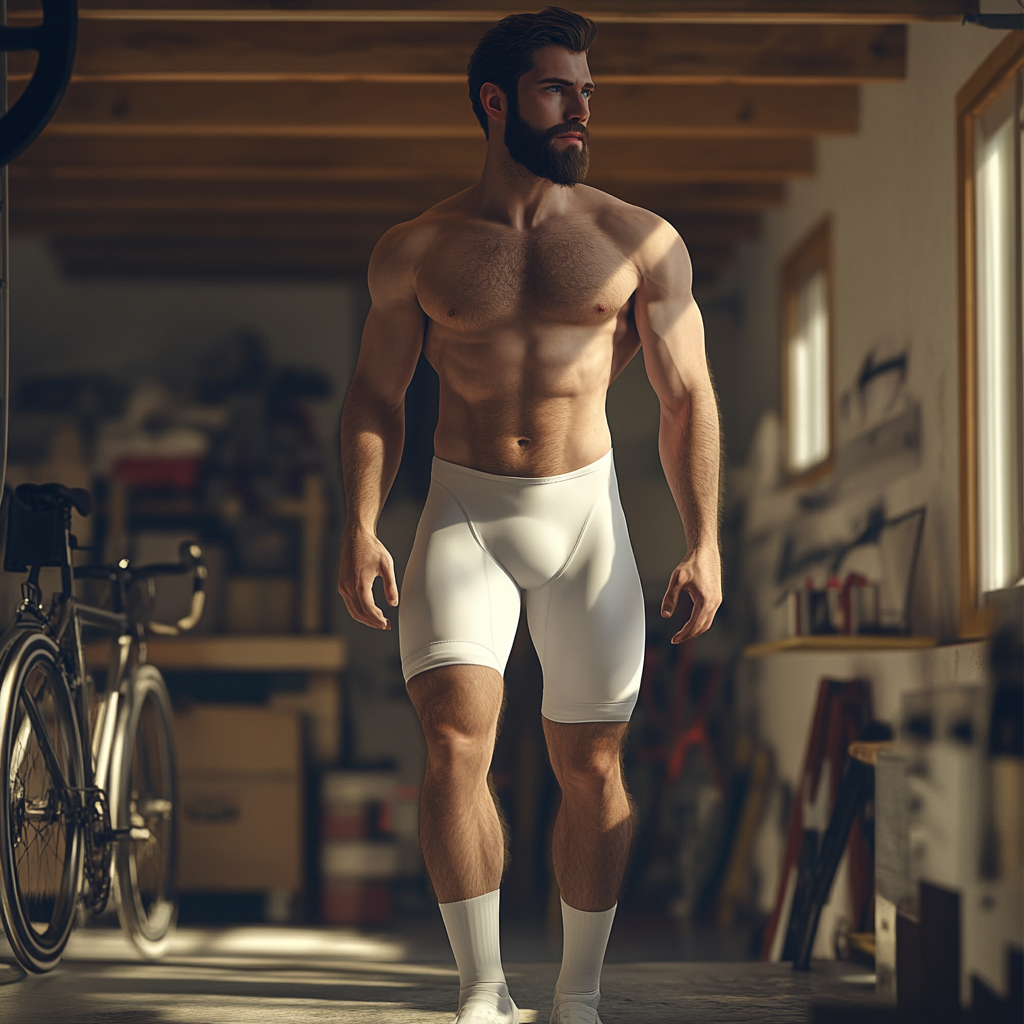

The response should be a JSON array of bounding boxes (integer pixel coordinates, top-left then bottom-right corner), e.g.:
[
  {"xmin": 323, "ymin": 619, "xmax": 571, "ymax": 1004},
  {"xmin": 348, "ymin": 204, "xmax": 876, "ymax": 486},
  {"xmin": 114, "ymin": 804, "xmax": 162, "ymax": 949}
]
[{"xmin": 424, "ymin": 319, "xmax": 620, "ymax": 478}]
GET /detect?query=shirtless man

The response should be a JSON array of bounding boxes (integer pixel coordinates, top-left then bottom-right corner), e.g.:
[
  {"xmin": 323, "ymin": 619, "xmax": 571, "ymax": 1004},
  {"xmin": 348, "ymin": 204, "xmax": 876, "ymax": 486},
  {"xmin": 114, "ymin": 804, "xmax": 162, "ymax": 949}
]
[{"xmin": 338, "ymin": 8, "xmax": 721, "ymax": 1023}]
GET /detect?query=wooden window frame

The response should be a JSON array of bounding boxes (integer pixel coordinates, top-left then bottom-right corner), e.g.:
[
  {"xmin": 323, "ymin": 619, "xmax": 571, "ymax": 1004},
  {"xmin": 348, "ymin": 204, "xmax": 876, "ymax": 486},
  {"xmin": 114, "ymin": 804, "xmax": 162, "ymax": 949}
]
[
  {"xmin": 957, "ymin": 33, "xmax": 1024, "ymax": 639},
  {"xmin": 781, "ymin": 217, "xmax": 835, "ymax": 486}
]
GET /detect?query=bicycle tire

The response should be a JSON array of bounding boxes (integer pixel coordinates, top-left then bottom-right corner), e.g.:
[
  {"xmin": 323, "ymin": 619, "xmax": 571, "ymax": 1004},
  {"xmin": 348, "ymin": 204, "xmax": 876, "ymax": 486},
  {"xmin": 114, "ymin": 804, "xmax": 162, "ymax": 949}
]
[
  {"xmin": 111, "ymin": 664, "xmax": 177, "ymax": 958},
  {"xmin": 0, "ymin": 630, "xmax": 84, "ymax": 972}
]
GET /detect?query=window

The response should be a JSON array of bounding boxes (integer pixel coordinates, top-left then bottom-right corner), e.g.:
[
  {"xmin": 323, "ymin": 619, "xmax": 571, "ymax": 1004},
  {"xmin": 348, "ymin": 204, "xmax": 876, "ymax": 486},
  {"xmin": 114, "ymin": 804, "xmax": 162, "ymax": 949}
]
[
  {"xmin": 782, "ymin": 219, "xmax": 833, "ymax": 481},
  {"xmin": 958, "ymin": 34, "xmax": 1024, "ymax": 636}
]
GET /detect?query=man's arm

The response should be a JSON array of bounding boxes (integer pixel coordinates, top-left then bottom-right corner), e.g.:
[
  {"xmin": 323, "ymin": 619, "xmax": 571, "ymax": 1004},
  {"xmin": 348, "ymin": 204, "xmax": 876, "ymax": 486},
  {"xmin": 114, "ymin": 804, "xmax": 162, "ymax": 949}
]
[
  {"xmin": 632, "ymin": 217, "xmax": 722, "ymax": 643},
  {"xmin": 338, "ymin": 226, "xmax": 426, "ymax": 630}
]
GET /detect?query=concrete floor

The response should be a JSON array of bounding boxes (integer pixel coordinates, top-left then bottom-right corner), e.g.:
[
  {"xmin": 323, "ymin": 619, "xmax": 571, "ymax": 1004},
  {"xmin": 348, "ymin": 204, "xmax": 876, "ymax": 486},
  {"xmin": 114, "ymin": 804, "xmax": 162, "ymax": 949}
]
[{"xmin": 0, "ymin": 926, "xmax": 886, "ymax": 1023}]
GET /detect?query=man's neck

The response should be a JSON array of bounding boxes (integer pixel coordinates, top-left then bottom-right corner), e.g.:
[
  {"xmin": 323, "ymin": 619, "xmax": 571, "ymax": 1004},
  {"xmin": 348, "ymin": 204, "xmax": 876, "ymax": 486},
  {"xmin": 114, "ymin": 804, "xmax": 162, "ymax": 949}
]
[{"xmin": 471, "ymin": 134, "xmax": 576, "ymax": 230}]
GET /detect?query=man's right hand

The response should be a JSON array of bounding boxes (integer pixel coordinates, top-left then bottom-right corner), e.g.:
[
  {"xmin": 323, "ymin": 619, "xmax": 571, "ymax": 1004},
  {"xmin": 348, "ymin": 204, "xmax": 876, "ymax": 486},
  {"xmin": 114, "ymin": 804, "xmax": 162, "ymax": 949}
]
[{"xmin": 338, "ymin": 527, "xmax": 399, "ymax": 630}]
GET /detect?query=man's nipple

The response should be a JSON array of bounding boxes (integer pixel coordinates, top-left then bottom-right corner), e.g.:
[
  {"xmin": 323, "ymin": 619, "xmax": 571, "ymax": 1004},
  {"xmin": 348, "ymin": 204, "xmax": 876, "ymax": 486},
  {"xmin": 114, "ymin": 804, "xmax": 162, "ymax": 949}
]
[
  {"xmin": 447, "ymin": 309, "xmax": 457, "ymax": 318},
  {"xmin": 597, "ymin": 304, "xmax": 608, "ymax": 314}
]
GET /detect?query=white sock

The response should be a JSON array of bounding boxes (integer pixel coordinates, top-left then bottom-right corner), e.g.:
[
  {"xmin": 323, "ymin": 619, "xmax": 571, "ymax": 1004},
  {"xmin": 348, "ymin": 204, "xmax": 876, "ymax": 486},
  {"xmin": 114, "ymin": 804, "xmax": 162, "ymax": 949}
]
[
  {"xmin": 439, "ymin": 890, "xmax": 508, "ymax": 1008},
  {"xmin": 554, "ymin": 899, "xmax": 617, "ymax": 1009}
]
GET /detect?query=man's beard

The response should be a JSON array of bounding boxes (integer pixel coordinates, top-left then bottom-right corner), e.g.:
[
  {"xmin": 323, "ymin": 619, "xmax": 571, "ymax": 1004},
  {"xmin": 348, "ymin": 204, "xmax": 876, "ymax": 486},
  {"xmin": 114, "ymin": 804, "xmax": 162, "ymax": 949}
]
[{"xmin": 503, "ymin": 108, "xmax": 590, "ymax": 187}]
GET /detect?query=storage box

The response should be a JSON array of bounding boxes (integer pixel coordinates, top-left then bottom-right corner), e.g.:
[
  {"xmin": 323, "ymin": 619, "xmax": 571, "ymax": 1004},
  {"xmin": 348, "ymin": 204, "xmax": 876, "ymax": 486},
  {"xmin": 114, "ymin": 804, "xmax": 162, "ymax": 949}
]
[
  {"xmin": 224, "ymin": 576, "xmax": 296, "ymax": 633},
  {"xmin": 174, "ymin": 704, "xmax": 302, "ymax": 892}
]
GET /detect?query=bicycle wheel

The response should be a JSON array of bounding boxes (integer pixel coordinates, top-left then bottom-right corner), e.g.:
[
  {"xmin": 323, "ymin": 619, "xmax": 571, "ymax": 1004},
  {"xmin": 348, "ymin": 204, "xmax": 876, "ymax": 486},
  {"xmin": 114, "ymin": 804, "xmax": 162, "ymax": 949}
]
[
  {"xmin": 0, "ymin": 630, "xmax": 85, "ymax": 972},
  {"xmin": 111, "ymin": 664, "xmax": 177, "ymax": 958}
]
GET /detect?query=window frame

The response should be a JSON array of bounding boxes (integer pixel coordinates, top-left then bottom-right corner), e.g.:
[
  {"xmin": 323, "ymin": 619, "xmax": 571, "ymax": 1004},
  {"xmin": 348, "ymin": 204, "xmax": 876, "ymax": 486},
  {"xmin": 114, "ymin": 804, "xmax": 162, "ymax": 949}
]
[
  {"xmin": 957, "ymin": 33, "xmax": 1024, "ymax": 639},
  {"xmin": 780, "ymin": 217, "xmax": 835, "ymax": 486}
]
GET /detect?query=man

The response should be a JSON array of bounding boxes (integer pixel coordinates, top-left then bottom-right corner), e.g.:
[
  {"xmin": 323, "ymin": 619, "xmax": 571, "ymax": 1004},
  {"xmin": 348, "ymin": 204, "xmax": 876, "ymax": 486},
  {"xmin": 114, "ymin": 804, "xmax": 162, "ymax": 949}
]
[{"xmin": 338, "ymin": 8, "xmax": 722, "ymax": 1023}]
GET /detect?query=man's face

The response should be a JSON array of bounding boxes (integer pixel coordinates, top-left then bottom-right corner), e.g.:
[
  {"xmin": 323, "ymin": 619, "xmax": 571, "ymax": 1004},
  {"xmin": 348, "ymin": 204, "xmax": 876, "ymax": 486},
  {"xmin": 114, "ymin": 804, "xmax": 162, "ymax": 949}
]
[{"xmin": 504, "ymin": 45, "xmax": 593, "ymax": 186}]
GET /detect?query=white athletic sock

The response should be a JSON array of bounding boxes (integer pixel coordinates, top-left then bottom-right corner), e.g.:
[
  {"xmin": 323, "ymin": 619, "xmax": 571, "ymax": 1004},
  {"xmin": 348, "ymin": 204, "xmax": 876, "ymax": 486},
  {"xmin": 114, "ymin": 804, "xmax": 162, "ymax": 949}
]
[
  {"xmin": 554, "ymin": 899, "xmax": 617, "ymax": 1009},
  {"xmin": 438, "ymin": 889, "xmax": 508, "ymax": 1009}
]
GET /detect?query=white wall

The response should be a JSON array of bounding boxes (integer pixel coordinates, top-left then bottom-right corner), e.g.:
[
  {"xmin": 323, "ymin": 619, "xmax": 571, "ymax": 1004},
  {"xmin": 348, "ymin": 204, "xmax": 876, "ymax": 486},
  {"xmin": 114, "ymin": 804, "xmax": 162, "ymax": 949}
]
[
  {"xmin": 730, "ymin": 23, "xmax": 1013, "ymax": 941},
  {"xmin": 733, "ymin": 23, "xmax": 1014, "ymax": 644}
]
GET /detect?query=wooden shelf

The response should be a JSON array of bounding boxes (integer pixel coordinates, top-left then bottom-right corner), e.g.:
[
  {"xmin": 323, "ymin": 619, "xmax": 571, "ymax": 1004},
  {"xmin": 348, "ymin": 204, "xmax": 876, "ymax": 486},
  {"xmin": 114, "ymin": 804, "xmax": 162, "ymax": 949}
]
[
  {"xmin": 743, "ymin": 635, "xmax": 938, "ymax": 658},
  {"xmin": 86, "ymin": 634, "xmax": 346, "ymax": 672}
]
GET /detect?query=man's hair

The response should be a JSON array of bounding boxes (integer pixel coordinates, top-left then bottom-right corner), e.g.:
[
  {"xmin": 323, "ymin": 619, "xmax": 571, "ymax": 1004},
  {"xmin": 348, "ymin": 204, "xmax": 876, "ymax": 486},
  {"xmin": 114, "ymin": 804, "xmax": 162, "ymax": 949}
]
[{"xmin": 467, "ymin": 7, "xmax": 597, "ymax": 137}]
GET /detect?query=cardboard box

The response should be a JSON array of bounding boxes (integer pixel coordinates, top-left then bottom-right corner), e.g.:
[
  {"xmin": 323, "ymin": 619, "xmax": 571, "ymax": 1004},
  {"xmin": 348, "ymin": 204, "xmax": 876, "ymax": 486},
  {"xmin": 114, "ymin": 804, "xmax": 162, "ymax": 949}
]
[
  {"xmin": 174, "ymin": 705, "xmax": 302, "ymax": 892},
  {"xmin": 224, "ymin": 576, "xmax": 295, "ymax": 633}
]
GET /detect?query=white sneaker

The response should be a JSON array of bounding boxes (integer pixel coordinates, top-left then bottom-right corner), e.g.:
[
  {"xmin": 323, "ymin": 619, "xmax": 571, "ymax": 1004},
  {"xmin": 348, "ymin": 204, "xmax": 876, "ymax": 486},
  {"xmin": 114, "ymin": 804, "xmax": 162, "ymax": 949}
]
[
  {"xmin": 455, "ymin": 984, "xmax": 519, "ymax": 1024},
  {"xmin": 550, "ymin": 1002, "xmax": 602, "ymax": 1024}
]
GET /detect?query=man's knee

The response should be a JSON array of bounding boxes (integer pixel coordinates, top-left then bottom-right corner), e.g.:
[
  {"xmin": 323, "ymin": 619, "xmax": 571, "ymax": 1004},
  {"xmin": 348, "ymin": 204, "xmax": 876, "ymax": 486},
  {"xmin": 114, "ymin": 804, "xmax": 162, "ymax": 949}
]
[
  {"xmin": 421, "ymin": 719, "xmax": 493, "ymax": 772},
  {"xmin": 544, "ymin": 720, "xmax": 627, "ymax": 797}
]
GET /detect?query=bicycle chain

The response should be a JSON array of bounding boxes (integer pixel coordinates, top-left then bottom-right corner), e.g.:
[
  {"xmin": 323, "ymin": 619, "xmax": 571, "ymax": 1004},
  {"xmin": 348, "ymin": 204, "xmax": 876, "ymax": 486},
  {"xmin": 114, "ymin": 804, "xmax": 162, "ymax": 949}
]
[{"xmin": 73, "ymin": 788, "xmax": 113, "ymax": 915}]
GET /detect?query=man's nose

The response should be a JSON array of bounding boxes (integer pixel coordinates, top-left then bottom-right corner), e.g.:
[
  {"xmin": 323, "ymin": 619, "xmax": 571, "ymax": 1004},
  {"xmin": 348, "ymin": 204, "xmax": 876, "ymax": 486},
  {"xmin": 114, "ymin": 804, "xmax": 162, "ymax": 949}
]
[{"xmin": 564, "ymin": 91, "xmax": 589, "ymax": 123}]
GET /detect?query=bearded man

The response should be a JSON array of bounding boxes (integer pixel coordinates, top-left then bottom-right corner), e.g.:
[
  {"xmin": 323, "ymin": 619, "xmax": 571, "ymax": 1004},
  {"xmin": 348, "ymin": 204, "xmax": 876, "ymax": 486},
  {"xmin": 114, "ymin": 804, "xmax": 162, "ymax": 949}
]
[{"xmin": 338, "ymin": 8, "xmax": 722, "ymax": 1023}]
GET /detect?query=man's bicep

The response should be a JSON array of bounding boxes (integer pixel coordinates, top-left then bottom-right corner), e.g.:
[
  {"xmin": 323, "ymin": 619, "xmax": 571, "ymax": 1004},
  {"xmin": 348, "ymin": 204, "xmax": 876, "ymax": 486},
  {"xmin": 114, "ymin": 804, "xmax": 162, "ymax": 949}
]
[
  {"xmin": 351, "ymin": 236, "xmax": 428, "ymax": 406},
  {"xmin": 634, "ymin": 235, "xmax": 708, "ymax": 410}
]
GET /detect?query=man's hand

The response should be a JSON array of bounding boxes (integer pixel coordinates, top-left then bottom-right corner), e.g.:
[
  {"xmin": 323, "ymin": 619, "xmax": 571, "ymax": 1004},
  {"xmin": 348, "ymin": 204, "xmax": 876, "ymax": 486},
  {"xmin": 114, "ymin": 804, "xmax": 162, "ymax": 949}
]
[
  {"xmin": 338, "ymin": 526, "xmax": 399, "ymax": 630},
  {"xmin": 661, "ymin": 547, "xmax": 722, "ymax": 644}
]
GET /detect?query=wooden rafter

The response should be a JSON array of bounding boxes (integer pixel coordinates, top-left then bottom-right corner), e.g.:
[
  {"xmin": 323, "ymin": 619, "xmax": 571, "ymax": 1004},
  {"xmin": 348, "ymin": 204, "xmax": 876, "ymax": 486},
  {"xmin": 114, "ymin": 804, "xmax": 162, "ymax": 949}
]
[
  {"xmin": 12, "ymin": 136, "xmax": 814, "ymax": 181},
  {"xmin": 9, "ymin": 22, "xmax": 906, "ymax": 84},
  {"xmin": 6, "ymin": 1, "xmax": 979, "ymax": 23},
  {"xmin": 18, "ymin": 80, "xmax": 858, "ymax": 138}
]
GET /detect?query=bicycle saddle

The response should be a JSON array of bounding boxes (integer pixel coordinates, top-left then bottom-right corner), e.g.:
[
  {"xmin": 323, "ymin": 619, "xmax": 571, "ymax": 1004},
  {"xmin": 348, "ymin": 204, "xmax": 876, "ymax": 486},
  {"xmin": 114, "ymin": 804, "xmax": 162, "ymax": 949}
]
[{"xmin": 14, "ymin": 482, "xmax": 93, "ymax": 517}]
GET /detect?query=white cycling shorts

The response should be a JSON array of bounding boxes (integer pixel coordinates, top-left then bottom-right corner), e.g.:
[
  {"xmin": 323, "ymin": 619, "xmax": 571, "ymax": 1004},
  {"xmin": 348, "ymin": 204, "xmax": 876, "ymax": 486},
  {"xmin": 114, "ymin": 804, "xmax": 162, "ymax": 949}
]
[{"xmin": 398, "ymin": 449, "xmax": 645, "ymax": 723}]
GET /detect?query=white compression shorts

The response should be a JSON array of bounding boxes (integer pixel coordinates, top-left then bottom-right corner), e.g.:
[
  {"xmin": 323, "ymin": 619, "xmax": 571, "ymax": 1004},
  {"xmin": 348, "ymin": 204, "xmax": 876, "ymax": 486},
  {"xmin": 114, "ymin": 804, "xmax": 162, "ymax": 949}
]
[{"xmin": 399, "ymin": 449, "xmax": 645, "ymax": 724}]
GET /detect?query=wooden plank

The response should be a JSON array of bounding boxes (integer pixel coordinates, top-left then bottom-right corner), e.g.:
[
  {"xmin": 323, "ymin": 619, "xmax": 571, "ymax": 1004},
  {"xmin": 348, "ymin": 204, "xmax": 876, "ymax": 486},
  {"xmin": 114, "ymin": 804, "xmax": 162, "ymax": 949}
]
[
  {"xmin": 5, "ymin": 1, "xmax": 979, "ymax": 24},
  {"xmin": 743, "ymin": 635, "xmax": 938, "ymax": 657},
  {"xmin": 84, "ymin": 633, "xmax": 347, "ymax": 670},
  {"xmin": 12, "ymin": 208, "xmax": 762, "ymax": 243},
  {"xmin": 48, "ymin": 233, "xmax": 735, "ymax": 280},
  {"xmin": 12, "ymin": 135, "xmax": 813, "ymax": 182},
  {"xmin": 8, "ymin": 22, "xmax": 905, "ymax": 83},
  {"xmin": 23, "ymin": 80, "xmax": 858, "ymax": 137},
  {"xmin": 11, "ymin": 176, "xmax": 784, "ymax": 226}
]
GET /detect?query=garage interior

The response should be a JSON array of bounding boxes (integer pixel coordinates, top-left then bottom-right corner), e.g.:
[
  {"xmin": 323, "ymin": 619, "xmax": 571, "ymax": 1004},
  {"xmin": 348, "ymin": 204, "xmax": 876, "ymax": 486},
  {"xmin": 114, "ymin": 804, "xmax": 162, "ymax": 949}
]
[{"xmin": 0, "ymin": 1, "xmax": 1022, "ymax": 1022}]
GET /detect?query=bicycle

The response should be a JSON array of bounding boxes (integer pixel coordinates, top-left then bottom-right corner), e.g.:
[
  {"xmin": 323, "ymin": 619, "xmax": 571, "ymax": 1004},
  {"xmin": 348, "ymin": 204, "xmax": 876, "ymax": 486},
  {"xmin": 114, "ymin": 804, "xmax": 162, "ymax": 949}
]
[{"xmin": 0, "ymin": 481, "xmax": 206, "ymax": 972}]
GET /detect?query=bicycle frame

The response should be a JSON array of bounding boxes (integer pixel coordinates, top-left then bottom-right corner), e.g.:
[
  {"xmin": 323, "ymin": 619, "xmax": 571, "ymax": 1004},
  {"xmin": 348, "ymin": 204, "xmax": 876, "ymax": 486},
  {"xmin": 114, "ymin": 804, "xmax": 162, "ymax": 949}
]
[{"xmin": 8, "ymin": 522, "xmax": 204, "ymax": 825}]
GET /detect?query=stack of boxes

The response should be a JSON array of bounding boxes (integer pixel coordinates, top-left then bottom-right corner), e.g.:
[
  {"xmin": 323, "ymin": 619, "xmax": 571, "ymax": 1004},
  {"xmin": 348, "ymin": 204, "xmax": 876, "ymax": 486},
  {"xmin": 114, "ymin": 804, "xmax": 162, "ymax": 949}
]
[{"xmin": 320, "ymin": 770, "xmax": 421, "ymax": 925}]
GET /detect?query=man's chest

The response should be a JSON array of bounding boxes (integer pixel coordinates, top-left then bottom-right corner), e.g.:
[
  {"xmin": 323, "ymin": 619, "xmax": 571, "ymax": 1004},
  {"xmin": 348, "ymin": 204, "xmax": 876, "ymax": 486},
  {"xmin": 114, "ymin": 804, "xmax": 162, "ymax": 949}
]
[{"xmin": 415, "ymin": 221, "xmax": 639, "ymax": 333}]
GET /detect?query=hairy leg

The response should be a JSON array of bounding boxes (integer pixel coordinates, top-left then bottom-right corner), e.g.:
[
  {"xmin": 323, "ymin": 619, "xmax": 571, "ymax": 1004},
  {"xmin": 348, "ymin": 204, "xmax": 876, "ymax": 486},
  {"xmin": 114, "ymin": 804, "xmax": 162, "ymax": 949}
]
[
  {"xmin": 408, "ymin": 664, "xmax": 508, "ymax": 903},
  {"xmin": 543, "ymin": 719, "xmax": 632, "ymax": 912}
]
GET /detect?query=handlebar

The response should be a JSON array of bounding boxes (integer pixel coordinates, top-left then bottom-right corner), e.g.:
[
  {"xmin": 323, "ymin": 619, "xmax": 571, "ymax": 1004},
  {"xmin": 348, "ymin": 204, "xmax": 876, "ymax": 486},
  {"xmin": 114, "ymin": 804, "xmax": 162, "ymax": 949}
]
[
  {"xmin": 144, "ymin": 542, "xmax": 207, "ymax": 637},
  {"xmin": 76, "ymin": 541, "xmax": 207, "ymax": 636}
]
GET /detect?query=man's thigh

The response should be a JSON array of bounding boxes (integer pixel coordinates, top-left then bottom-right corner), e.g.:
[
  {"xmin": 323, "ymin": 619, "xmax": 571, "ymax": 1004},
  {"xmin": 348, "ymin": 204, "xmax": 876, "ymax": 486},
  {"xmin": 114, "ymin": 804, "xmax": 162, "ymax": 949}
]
[{"xmin": 407, "ymin": 663, "xmax": 505, "ymax": 738}]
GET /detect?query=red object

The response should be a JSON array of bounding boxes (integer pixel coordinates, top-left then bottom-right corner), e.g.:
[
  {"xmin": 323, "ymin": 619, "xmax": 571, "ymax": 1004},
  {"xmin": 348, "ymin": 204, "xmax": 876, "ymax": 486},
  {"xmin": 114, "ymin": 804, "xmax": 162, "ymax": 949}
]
[
  {"xmin": 113, "ymin": 457, "xmax": 203, "ymax": 491},
  {"xmin": 761, "ymin": 678, "xmax": 874, "ymax": 959},
  {"xmin": 322, "ymin": 880, "xmax": 393, "ymax": 925},
  {"xmin": 638, "ymin": 642, "xmax": 724, "ymax": 791},
  {"xmin": 839, "ymin": 573, "xmax": 869, "ymax": 635}
]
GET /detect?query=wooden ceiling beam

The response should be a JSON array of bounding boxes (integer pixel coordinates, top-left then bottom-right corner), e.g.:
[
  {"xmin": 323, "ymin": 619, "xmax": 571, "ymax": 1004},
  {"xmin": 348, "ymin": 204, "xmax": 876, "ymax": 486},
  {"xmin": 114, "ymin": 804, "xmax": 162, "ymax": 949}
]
[
  {"xmin": 8, "ymin": 22, "xmax": 905, "ymax": 84},
  {"xmin": 6, "ymin": 1, "xmax": 977, "ymax": 24},
  {"xmin": 23, "ymin": 80, "xmax": 858, "ymax": 137},
  {"xmin": 11, "ymin": 210, "xmax": 761, "ymax": 245},
  {"xmin": 44, "ymin": 233, "xmax": 738, "ymax": 282},
  {"xmin": 12, "ymin": 135, "xmax": 813, "ymax": 182}
]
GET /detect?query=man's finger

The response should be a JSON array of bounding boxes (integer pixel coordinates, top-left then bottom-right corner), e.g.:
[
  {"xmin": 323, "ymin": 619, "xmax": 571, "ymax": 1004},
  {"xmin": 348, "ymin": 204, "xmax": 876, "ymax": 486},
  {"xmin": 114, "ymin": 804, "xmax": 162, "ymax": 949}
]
[
  {"xmin": 661, "ymin": 567, "xmax": 688, "ymax": 617},
  {"xmin": 357, "ymin": 576, "xmax": 391, "ymax": 629},
  {"xmin": 382, "ymin": 558, "xmax": 400, "ymax": 607}
]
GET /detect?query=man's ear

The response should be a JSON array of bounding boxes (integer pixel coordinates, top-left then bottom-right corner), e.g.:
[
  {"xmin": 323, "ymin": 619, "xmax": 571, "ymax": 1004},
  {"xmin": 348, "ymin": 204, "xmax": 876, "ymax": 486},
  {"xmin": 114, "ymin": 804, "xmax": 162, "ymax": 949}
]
[{"xmin": 479, "ymin": 83, "xmax": 508, "ymax": 125}]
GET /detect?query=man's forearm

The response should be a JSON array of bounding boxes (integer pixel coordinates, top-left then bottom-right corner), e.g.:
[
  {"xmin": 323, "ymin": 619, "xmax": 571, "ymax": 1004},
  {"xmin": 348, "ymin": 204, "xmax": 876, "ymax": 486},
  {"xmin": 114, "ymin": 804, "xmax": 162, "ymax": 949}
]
[
  {"xmin": 340, "ymin": 380, "xmax": 405, "ymax": 535},
  {"xmin": 658, "ymin": 381, "xmax": 722, "ymax": 553}
]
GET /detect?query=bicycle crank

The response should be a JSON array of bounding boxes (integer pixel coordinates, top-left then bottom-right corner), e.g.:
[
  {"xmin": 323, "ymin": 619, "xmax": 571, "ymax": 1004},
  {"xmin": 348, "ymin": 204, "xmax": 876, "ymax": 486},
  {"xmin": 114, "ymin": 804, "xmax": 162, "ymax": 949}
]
[{"xmin": 75, "ymin": 788, "xmax": 113, "ymax": 915}]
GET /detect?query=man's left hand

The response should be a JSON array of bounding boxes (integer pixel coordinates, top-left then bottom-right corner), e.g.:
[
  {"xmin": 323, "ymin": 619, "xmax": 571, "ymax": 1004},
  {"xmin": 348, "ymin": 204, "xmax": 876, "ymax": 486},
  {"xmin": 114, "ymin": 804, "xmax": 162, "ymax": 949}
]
[{"xmin": 661, "ymin": 547, "xmax": 722, "ymax": 644}]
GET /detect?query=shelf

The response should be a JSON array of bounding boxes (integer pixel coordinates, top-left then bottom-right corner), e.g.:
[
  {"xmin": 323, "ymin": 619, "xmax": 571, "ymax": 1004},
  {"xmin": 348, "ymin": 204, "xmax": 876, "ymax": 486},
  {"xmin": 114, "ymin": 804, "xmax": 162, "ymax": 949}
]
[
  {"xmin": 86, "ymin": 634, "xmax": 347, "ymax": 672},
  {"xmin": 743, "ymin": 635, "xmax": 938, "ymax": 658}
]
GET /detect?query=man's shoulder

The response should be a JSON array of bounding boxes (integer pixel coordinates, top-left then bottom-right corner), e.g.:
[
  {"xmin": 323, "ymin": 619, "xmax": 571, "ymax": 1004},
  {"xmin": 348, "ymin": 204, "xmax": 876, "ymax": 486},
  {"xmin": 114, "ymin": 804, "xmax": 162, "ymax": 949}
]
[
  {"xmin": 579, "ymin": 187, "xmax": 678, "ymax": 249},
  {"xmin": 370, "ymin": 191, "xmax": 473, "ymax": 270}
]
